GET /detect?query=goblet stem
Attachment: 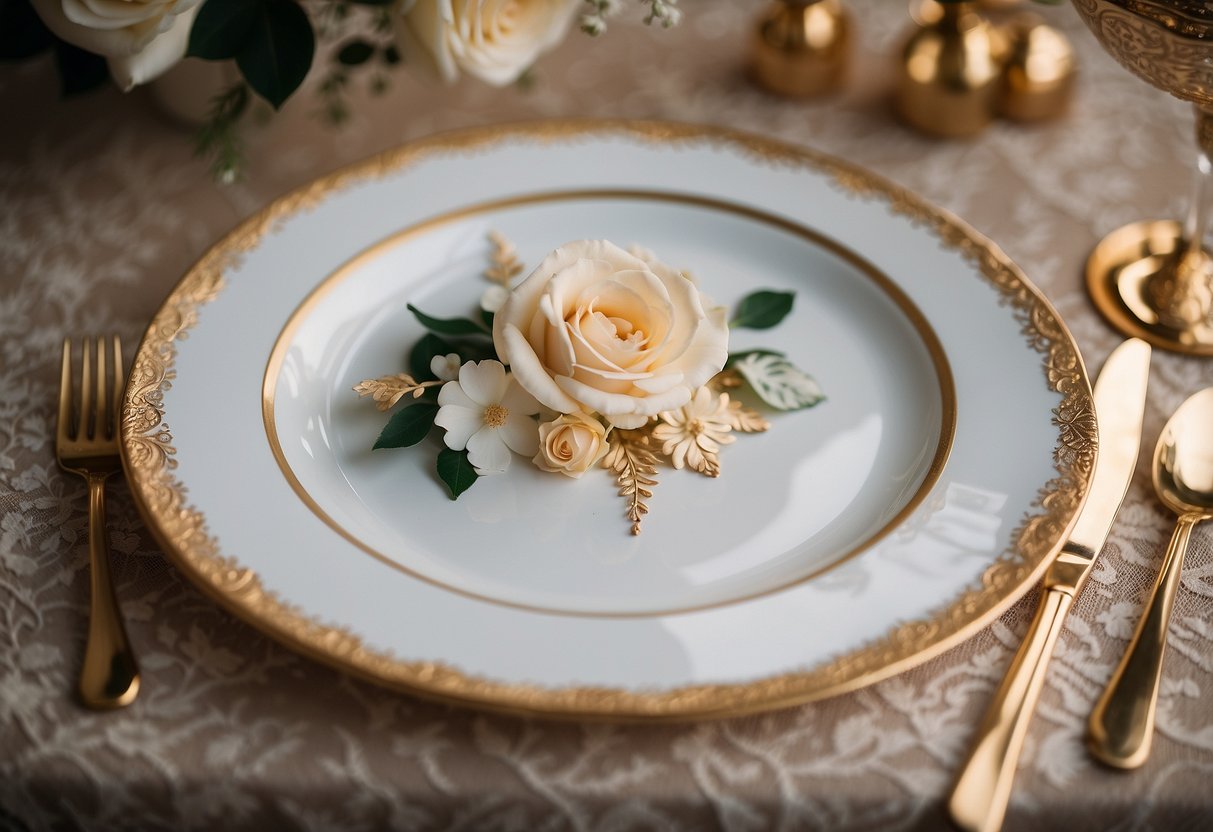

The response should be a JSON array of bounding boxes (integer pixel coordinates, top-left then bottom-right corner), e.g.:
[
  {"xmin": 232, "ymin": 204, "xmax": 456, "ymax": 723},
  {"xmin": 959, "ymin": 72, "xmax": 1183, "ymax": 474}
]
[{"xmin": 1184, "ymin": 107, "xmax": 1213, "ymax": 260}]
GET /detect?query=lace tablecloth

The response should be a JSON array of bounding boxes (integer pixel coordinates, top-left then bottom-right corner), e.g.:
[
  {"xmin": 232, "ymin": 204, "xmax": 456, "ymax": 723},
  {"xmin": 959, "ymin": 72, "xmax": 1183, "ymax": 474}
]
[{"xmin": 3, "ymin": 3, "xmax": 1212, "ymax": 830}]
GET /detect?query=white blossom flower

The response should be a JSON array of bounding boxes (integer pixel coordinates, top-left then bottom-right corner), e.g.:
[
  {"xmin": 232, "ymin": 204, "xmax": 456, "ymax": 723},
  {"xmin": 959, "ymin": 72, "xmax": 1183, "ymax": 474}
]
[
  {"xmin": 435, "ymin": 360, "xmax": 541, "ymax": 473},
  {"xmin": 430, "ymin": 352, "xmax": 462, "ymax": 381}
]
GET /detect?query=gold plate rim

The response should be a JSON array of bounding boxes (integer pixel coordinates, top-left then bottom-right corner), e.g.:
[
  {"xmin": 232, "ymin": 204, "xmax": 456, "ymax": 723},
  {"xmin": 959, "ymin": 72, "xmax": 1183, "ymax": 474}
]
[{"xmin": 120, "ymin": 119, "xmax": 1096, "ymax": 721}]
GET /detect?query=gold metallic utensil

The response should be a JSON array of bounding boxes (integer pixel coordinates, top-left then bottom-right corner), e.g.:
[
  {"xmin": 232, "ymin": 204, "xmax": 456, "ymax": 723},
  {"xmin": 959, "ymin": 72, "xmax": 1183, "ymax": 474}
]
[
  {"xmin": 55, "ymin": 336, "xmax": 140, "ymax": 709},
  {"xmin": 948, "ymin": 338, "xmax": 1152, "ymax": 832},
  {"xmin": 1071, "ymin": 0, "xmax": 1213, "ymax": 356},
  {"xmin": 1087, "ymin": 386, "xmax": 1213, "ymax": 769}
]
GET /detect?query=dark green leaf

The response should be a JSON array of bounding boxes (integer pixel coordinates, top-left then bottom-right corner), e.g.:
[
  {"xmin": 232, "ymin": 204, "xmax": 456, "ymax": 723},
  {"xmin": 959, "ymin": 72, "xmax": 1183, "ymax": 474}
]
[
  {"xmin": 373, "ymin": 403, "xmax": 439, "ymax": 450},
  {"xmin": 408, "ymin": 304, "xmax": 490, "ymax": 337},
  {"xmin": 437, "ymin": 448, "xmax": 479, "ymax": 500},
  {"xmin": 480, "ymin": 309, "xmax": 495, "ymax": 330},
  {"xmin": 0, "ymin": 0, "xmax": 53, "ymax": 61},
  {"xmin": 409, "ymin": 333, "xmax": 455, "ymax": 381},
  {"xmin": 235, "ymin": 0, "xmax": 314, "ymax": 110},
  {"xmin": 53, "ymin": 41, "xmax": 108, "ymax": 97},
  {"xmin": 724, "ymin": 348, "xmax": 785, "ymax": 369},
  {"xmin": 336, "ymin": 39, "xmax": 374, "ymax": 66},
  {"xmin": 188, "ymin": 0, "xmax": 261, "ymax": 60},
  {"xmin": 731, "ymin": 290, "xmax": 795, "ymax": 330}
]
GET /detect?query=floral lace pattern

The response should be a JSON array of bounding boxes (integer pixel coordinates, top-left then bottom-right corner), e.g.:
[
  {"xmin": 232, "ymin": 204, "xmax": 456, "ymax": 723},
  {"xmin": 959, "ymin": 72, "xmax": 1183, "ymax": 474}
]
[{"xmin": 2, "ymin": 2, "xmax": 1212, "ymax": 829}]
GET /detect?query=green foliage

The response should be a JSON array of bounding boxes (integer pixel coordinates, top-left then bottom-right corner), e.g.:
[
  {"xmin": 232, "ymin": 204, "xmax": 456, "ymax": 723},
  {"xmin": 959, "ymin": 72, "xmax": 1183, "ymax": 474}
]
[
  {"xmin": 731, "ymin": 290, "xmax": 795, "ymax": 330},
  {"xmin": 189, "ymin": 0, "xmax": 314, "ymax": 110},
  {"xmin": 437, "ymin": 448, "xmax": 479, "ymax": 500},
  {"xmin": 408, "ymin": 304, "xmax": 492, "ymax": 337},
  {"xmin": 195, "ymin": 83, "xmax": 251, "ymax": 183},
  {"xmin": 374, "ymin": 403, "xmax": 440, "ymax": 449},
  {"xmin": 0, "ymin": 0, "xmax": 53, "ymax": 61}
]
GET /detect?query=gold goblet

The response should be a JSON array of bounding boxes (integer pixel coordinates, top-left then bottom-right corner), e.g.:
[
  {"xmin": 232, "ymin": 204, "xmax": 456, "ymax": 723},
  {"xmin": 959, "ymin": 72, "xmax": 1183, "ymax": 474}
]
[{"xmin": 1072, "ymin": 0, "xmax": 1213, "ymax": 355}]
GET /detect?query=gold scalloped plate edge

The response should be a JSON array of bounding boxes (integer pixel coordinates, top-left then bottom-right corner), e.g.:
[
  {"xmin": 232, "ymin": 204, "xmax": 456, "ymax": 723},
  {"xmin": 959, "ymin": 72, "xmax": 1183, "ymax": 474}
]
[{"xmin": 120, "ymin": 119, "xmax": 1096, "ymax": 722}]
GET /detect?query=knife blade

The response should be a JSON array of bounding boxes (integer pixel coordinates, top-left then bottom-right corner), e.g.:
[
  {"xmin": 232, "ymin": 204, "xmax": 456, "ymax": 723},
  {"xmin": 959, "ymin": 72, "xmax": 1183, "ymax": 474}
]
[{"xmin": 948, "ymin": 337, "xmax": 1152, "ymax": 832}]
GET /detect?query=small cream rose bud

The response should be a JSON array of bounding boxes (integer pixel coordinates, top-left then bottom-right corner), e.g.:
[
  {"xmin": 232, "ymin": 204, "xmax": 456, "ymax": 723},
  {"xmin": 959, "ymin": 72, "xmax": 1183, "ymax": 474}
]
[{"xmin": 533, "ymin": 412, "xmax": 610, "ymax": 478}]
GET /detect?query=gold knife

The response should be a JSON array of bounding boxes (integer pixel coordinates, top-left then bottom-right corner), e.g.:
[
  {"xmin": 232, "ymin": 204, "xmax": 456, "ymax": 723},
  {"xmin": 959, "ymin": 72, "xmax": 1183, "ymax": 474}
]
[{"xmin": 947, "ymin": 337, "xmax": 1152, "ymax": 832}]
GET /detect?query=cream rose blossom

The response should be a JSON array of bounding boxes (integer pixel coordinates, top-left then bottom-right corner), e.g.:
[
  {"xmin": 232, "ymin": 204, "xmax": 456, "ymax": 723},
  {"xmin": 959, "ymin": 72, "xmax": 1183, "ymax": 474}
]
[
  {"xmin": 534, "ymin": 412, "xmax": 610, "ymax": 477},
  {"xmin": 30, "ymin": 0, "xmax": 201, "ymax": 90},
  {"xmin": 393, "ymin": 0, "xmax": 579, "ymax": 86},
  {"xmin": 493, "ymin": 240, "xmax": 729, "ymax": 430}
]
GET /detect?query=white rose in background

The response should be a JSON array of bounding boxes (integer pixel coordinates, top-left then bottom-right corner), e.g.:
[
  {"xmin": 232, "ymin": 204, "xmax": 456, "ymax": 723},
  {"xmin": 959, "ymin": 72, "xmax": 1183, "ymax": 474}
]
[
  {"xmin": 494, "ymin": 240, "xmax": 729, "ymax": 430},
  {"xmin": 30, "ymin": 0, "xmax": 201, "ymax": 90},
  {"xmin": 394, "ymin": 0, "xmax": 579, "ymax": 86}
]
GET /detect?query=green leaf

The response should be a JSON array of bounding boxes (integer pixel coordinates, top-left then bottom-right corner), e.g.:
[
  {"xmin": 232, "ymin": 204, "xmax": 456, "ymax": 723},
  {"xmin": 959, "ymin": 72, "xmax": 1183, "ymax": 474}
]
[
  {"xmin": 235, "ymin": 0, "xmax": 315, "ymax": 110},
  {"xmin": 53, "ymin": 41, "xmax": 108, "ymax": 97},
  {"xmin": 409, "ymin": 333, "xmax": 455, "ymax": 381},
  {"xmin": 408, "ymin": 304, "xmax": 490, "ymax": 337},
  {"xmin": 373, "ymin": 403, "xmax": 439, "ymax": 450},
  {"xmin": 336, "ymin": 39, "xmax": 374, "ymax": 66},
  {"xmin": 480, "ymin": 309, "xmax": 495, "ymax": 331},
  {"xmin": 188, "ymin": 0, "xmax": 261, "ymax": 60},
  {"xmin": 724, "ymin": 348, "xmax": 784, "ymax": 369},
  {"xmin": 437, "ymin": 448, "xmax": 479, "ymax": 500},
  {"xmin": 0, "ymin": 0, "xmax": 53, "ymax": 61},
  {"xmin": 731, "ymin": 290, "xmax": 795, "ymax": 330},
  {"xmin": 732, "ymin": 353, "xmax": 825, "ymax": 411}
]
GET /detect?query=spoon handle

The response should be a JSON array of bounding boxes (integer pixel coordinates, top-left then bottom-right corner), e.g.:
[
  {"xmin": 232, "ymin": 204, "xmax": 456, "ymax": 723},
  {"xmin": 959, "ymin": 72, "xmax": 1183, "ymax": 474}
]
[{"xmin": 1087, "ymin": 515, "xmax": 1200, "ymax": 769}]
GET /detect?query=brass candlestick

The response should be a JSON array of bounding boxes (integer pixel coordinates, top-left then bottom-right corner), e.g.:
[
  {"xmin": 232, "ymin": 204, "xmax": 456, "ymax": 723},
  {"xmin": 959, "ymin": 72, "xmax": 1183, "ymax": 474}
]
[
  {"xmin": 1072, "ymin": 0, "xmax": 1213, "ymax": 355},
  {"xmin": 896, "ymin": 2, "xmax": 1007, "ymax": 137},
  {"xmin": 750, "ymin": 0, "xmax": 851, "ymax": 98}
]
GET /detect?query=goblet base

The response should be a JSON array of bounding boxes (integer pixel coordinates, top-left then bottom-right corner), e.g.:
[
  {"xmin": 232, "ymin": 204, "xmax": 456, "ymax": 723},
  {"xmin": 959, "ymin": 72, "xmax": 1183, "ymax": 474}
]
[{"xmin": 1086, "ymin": 219, "xmax": 1213, "ymax": 356}]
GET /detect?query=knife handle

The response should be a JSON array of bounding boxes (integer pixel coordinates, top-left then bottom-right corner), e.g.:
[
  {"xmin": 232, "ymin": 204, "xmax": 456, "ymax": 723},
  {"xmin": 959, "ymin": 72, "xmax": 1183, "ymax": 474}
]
[
  {"xmin": 1087, "ymin": 515, "xmax": 1198, "ymax": 769},
  {"xmin": 948, "ymin": 586, "xmax": 1074, "ymax": 832}
]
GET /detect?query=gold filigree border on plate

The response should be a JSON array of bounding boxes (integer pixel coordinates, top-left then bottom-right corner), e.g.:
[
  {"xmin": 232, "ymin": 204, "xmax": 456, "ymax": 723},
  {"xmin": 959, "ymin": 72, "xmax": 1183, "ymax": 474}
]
[{"xmin": 120, "ymin": 120, "xmax": 1096, "ymax": 721}]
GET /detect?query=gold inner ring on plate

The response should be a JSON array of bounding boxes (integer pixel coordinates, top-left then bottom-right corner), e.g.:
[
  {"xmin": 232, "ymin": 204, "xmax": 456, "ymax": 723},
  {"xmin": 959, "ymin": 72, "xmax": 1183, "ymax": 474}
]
[{"xmin": 260, "ymin": 188, "xmax": 959, "ymax": 618}]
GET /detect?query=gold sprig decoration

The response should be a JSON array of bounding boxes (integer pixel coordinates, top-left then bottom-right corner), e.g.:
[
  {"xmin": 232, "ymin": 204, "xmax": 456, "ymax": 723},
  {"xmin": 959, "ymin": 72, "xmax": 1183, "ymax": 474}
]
[
  {"xmin": 484, "ymin": 231, "xmax": 524, "ymax": 285},
  {"xmin": 353, "ymin": 374, "xmax": 442, "ymax": 411},
  {"xmin": 602, "ymin": 430, "xmax": 660, "ymax": 535}
]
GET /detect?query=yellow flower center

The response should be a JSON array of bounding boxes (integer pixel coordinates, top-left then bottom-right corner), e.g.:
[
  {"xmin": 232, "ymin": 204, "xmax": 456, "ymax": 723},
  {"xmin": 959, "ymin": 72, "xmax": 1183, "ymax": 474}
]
[{"xmin": 483, "ymin": 404, "xmax": 508, "ymax": 427}]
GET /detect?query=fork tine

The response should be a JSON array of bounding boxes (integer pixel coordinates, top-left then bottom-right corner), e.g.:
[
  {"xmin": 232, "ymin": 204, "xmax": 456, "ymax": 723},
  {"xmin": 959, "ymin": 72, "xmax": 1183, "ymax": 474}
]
[
  {"xmin": 79, "ymin": 338, "xmax": 93, "ymax": 440},
  {"xmin": 95, "ymin": 336, "xmax": 108, "ymax": 440},
  {"xmin": 58, "ymin": 338, "xmax": 73, "ymax": 443},
  {"xmin": 112, "ymin": 336, "xmax": 124, "ymax": 440}
]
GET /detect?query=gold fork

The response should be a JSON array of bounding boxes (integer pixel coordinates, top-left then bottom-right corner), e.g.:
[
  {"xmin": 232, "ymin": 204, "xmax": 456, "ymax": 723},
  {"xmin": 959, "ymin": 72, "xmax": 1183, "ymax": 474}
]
[{"xmin": 55, "ymin": 336, "xmax": 140, "ymax": 709}]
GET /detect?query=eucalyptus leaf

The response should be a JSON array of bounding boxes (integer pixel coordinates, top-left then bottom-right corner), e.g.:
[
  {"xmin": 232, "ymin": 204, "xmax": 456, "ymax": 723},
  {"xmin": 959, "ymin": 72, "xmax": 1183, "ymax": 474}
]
[
  {"xmin": 437, "ymin": 448, "xmax": 479, "ymax": 500},
  {"xmin": 408, "ymin": 304, "xmax": 490, "ymax": 337},
  {"xmin": 732, "ymin": 353, "xmax": 825, "ymax": 411},
  {"xmin": 373, "ymin": 403, "xmax": 439, "ymax": 449},
  {"xmin": 234, "ymin": 0, "xmax": 314, "ymax": 110},
  {"xmin": 731, "ymin": 290, "xmax": 795, "ymax": 330}
]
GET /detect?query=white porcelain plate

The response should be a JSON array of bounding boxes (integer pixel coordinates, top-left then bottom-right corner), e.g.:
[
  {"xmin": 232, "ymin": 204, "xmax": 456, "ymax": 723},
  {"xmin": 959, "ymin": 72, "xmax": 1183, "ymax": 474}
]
[{"xmin": 122, "ymin": 122, "xmax": 1095, "ymax": 719}]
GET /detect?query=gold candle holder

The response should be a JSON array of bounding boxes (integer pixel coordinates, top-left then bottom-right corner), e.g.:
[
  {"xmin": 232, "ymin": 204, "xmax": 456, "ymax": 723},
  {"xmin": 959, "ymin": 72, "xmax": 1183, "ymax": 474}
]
[
  {"xmin": 895, "ymin": 1, "xmax": 1007, "ymax": 138},
  {"xmin": 750, "ymin": 0, "xmax": 851, "ymax": 98}
]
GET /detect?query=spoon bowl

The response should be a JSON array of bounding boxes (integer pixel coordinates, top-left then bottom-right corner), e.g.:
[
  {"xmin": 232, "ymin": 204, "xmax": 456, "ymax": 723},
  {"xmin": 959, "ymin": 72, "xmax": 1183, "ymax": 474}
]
[
  {"xmin": 1154, "ymin": 388, "xmax": 1213, "ymax": 519},
  {"xmin": 1089, "ymin": 385, "xmax": 1213, "ymax": 768}
]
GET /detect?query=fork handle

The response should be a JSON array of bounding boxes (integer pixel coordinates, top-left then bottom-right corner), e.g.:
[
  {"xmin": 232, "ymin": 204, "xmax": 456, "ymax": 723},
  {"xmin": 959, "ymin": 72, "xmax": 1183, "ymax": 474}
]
[
  {"xmin": 80, "ymin": 473, "xmax": 140, "ymax": 709},
  {"xmin": 948, "ymin": 586, "xmax": 1074, "ymax": 832}
]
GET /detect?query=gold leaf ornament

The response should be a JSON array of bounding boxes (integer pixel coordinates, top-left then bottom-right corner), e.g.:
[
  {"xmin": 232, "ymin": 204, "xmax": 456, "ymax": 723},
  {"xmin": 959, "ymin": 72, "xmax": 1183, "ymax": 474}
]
[
  {"xmin": 484, "ymin": 230, "xmax": 524, "ymax": 285},
  {"xmin": 352, "ymin": 374, "xmax": 440, "ymax": 411},
  {"xmin": 651, "ymin": 387, "xmax": 737, "ymax": 477},
  {"xmin": 602, "ymin": 430, "xmax": 660, "ymax": 535}
]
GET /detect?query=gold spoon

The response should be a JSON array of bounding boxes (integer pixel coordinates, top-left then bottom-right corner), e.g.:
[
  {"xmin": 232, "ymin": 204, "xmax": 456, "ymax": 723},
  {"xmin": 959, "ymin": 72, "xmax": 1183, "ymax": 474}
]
[{"xmin": 1088, "ymin": 387, "xmax": 1213, "ymax": 769}]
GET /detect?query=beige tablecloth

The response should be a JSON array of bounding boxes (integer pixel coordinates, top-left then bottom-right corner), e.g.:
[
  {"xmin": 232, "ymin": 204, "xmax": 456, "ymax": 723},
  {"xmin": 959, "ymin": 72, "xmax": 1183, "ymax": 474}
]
[{"xmin": 3, "ymin": 3, "xmax": 1212, "ymax": 830}]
